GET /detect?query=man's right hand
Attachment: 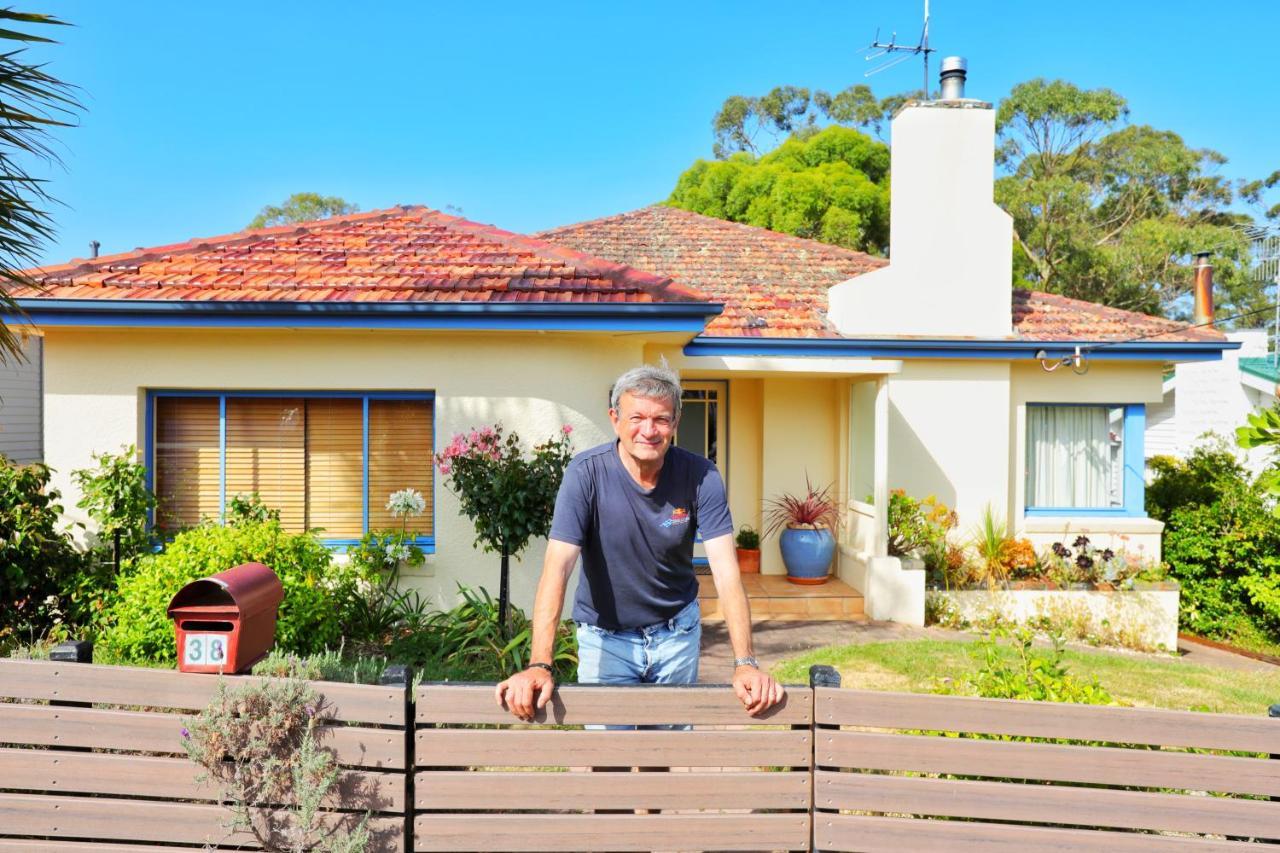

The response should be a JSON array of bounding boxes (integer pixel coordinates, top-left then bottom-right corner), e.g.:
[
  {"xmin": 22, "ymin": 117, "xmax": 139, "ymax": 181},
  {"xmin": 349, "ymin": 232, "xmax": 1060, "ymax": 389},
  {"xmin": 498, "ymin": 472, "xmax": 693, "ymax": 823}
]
[{"xmin": 495, "ymin": 666, "xmax": 556, "ymax": 722}]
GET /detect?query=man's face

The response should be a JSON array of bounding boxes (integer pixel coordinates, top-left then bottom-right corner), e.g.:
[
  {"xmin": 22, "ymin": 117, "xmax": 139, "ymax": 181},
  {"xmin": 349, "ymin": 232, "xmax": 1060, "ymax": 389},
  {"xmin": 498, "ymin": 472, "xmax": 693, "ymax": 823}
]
[{"xmin": 610, "ymin": 391, "xmax": 678, "ymax": 465}]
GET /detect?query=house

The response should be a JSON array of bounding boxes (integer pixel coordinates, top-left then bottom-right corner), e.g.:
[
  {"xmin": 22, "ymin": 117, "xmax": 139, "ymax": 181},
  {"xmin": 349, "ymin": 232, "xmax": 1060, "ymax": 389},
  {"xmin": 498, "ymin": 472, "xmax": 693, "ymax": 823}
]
[
  {"xmin": 1147, "ymin": 327, "xmax": 1276, "ymax": 474},
  {"xmin": 15, "ymin": 63, "xmax": 1235, "ymax": 626}
]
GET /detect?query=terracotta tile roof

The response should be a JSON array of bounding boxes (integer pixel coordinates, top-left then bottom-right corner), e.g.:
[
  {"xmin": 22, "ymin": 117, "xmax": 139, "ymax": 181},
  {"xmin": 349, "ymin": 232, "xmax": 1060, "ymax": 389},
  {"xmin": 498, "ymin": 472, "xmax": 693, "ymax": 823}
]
[
  {"xmin": 541, "ymin": 205, "xmax": 1224, "ymax": 343},
  {"xmin": 537, "ymin": 205, "xmax": 885, "ymax": 338},
  {"xmin": 1011, "ymin": 290, "xmax": 1225, "ymax": 343},
  {"xmin": 16, "ymin": 206, "xmax": 708, "ymax": 306}
]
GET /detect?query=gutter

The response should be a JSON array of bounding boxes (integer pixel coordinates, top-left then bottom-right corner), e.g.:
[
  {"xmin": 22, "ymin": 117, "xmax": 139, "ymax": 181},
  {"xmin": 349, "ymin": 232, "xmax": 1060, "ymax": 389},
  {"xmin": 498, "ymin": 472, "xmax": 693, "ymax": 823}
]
[
  {"xmin": 683, "ymin": 336, "xmax": 1240, "ymax": 362},
  {"xmin": 14, "ymin": 298, "xmax": 724, "ymax": 333}
]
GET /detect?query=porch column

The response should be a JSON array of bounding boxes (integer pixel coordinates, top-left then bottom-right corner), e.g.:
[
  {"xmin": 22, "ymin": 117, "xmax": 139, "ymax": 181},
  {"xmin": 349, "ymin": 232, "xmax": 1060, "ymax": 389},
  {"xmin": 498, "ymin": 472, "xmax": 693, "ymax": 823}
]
[{"xmin": 872, "ymin": 376, "xmax": 889, "ymax": 558}]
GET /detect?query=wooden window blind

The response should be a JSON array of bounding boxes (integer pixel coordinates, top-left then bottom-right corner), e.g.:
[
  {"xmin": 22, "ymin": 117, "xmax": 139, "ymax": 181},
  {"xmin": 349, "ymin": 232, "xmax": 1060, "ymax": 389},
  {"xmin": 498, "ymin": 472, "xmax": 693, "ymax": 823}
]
[
  {"xmin": 304, "ymin": 398, "xmax": 364, "ymax": 539},
  {"xmin": 152, "ymin": 393, "xmax": 433, "ymax": 542},
  {"xmin": 368, "ymin": 399, "xmax": 433, "ymax": 536},
  {"xmin": 225, "ymin": 397, "xmax": 306, "ymax": 532},
  {"xmin": 154, "ymin": 396, "xmax": 220, "ymax": 532}
]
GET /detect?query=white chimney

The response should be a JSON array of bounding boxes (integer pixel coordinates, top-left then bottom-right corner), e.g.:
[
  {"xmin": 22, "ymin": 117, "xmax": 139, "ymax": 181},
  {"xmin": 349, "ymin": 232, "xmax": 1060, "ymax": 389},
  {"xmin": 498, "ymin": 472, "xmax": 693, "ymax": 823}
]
[{"xmin": 829, "ymin": 58, "xmax": 1013, "ymax": 338}]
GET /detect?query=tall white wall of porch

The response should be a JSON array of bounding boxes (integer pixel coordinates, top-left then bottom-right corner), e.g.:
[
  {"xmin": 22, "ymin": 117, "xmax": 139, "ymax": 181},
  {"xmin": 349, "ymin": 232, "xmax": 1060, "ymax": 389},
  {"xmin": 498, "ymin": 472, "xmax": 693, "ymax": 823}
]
[{"xmin": 887, "ymin": 361, "xmax": 1012, "ymax": 529}]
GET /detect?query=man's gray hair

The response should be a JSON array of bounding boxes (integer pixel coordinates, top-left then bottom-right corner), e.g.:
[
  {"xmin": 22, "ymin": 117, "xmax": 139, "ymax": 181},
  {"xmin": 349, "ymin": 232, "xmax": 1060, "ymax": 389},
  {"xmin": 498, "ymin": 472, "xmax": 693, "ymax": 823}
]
[{"xmin": 610, "ymin": 363, "xmax": 682, "ymax": 418}]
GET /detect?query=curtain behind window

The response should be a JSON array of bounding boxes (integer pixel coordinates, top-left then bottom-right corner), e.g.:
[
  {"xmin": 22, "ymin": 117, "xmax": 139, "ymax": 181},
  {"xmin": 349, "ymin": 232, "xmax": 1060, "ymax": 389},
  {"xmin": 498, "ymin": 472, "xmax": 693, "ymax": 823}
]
[{"xmin": 1026, "ymin": 406, "xmax": 1118, "ymax": 508}]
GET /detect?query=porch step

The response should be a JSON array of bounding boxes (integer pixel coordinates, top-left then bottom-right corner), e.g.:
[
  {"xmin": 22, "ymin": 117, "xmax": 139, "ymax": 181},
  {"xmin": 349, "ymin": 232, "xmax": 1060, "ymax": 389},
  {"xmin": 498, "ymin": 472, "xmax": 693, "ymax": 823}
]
[{"xmin": 697, "ymin": 574, "xmax": 866, "ymax": 622}]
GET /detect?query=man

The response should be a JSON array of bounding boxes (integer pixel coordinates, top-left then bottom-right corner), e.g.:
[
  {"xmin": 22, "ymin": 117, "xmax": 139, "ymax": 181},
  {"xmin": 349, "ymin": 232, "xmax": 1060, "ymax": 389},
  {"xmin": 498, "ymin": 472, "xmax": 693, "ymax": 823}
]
[{"xmin": 495, "ymin": 364, "xmax": 784, "ymax": 721}]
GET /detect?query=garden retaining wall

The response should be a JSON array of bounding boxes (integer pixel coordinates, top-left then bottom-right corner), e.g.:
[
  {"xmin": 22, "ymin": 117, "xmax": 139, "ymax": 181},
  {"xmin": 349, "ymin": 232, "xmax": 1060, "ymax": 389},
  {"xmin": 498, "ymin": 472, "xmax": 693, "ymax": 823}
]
[{"xmin": 932, "ymin": 584, "xmax": 1180, "ymax": 652}]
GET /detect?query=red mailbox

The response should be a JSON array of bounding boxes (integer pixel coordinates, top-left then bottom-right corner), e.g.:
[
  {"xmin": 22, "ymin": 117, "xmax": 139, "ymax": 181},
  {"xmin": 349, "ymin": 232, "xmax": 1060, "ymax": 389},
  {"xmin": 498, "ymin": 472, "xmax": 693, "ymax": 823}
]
[{"xmin": 167, "ymin": 562, "xmax": 284, "ymax": 673}]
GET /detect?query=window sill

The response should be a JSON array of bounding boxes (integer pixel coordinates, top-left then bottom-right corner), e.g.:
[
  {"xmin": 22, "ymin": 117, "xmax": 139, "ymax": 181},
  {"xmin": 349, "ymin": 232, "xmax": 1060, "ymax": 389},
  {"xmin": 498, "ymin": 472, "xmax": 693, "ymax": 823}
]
[{"xmin": 1021, "ymin": 515, "xmax": 1164, "ymax": 535}]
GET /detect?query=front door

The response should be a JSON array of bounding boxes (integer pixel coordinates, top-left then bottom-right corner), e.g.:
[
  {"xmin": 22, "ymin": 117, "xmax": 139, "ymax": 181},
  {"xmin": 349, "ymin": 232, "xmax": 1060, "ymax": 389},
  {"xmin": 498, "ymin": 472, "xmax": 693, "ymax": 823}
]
[{"xmin": 676, "ymin": 381, "xmax": 728, "ymax": 563}]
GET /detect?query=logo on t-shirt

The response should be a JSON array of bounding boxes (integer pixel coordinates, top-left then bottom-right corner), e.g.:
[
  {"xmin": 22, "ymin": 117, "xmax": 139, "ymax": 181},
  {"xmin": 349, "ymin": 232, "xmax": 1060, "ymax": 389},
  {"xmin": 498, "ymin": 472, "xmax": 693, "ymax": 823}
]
[{"xmin": 661, "ymin": 507, "xmax": 690, "ymax": 528}]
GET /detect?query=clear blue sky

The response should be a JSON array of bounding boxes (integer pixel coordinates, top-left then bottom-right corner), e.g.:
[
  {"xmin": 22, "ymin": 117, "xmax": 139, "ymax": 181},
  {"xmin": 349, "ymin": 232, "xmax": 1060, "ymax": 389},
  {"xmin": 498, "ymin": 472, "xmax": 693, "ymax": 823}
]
[{"xmin": 25, "ymin": 0, "xmax": 1280, "ymax": 265}]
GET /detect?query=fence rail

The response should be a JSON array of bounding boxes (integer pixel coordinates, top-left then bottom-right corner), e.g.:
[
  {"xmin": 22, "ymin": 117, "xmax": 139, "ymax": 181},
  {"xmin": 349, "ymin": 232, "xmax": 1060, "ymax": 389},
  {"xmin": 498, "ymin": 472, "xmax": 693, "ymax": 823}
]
[{"xmin": 2, "ymin": 658, "xmax": 1279, "ymax": 851}]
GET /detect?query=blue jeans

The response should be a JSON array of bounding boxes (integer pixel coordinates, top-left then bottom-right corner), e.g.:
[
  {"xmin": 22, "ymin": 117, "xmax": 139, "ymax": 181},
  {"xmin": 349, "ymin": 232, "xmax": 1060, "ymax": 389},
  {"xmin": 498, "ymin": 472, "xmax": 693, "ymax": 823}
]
[{"xmin": 576, "ymin": 597, "xmax": 701, "ymax": 686}]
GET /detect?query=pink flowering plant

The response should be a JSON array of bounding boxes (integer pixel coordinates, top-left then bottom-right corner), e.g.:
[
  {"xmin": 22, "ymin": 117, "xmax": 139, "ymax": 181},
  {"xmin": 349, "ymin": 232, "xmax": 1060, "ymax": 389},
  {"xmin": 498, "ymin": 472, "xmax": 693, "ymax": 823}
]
[{"xmin": 436, "ymin": 423, "xmax": 574, "ymax": 632}]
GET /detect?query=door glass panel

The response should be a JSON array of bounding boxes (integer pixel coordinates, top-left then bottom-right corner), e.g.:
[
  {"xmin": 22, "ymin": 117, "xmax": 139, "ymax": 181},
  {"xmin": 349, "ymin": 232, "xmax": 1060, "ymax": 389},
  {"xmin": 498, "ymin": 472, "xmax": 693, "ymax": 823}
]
[{"xmin": 677, "ymin": 401, "xmax": 708, "ymax": 459}]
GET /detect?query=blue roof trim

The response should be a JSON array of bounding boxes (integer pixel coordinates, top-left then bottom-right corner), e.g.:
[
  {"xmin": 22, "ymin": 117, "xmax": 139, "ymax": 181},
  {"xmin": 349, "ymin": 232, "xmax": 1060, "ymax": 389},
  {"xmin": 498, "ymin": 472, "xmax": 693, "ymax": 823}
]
[
  {"xmin": 14, "ymin": 298, "xmax": 722, "ymax": 332},
  {"xmin": 682, "ymin": 337, "xmax": 1239, "ymax": 362}
]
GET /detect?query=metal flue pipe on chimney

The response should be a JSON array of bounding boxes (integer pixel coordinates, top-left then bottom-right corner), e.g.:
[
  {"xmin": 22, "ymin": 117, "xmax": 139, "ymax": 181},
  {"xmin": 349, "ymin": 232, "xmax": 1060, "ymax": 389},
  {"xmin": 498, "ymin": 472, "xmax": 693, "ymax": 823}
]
[
  {"xmin": 1192, "ymin": 252, "xmax": 1214, "ymax": 327},
  {"xmin": 939, "ymin": 56, "xmax": 967, "ymax": 100}
]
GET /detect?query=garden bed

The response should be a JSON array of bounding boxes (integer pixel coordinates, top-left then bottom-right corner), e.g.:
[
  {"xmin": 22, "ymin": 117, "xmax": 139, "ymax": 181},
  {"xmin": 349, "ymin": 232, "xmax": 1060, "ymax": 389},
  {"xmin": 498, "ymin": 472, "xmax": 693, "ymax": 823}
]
[{"xmin": 928, "ymin": 582, "xmax": 1179, "ymax": 652}]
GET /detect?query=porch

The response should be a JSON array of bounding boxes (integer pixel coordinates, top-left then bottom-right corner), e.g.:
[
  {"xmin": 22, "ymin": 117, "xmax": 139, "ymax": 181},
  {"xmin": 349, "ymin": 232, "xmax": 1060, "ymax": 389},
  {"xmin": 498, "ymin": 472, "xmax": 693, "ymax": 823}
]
[{"xmin": 697, "ymin": 573, "xmax": 866, "ymax": 622}]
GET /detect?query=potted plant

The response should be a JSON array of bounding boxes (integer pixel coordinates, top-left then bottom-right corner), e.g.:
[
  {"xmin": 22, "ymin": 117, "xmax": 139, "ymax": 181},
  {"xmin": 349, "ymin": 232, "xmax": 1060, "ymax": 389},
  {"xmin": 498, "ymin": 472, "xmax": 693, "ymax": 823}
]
[
  {"xmin": 764, "ymin": 480, "xmax": 840, "ymax": 585},
  {"xmin": 735, "ymin": 525, "xmax": 761, "ymax": 574}
]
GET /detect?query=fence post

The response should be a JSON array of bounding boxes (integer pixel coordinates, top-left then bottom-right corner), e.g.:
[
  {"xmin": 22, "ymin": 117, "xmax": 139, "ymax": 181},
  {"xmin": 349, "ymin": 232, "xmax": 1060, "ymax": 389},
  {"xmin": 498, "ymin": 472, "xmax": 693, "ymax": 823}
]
[
  {"xmin": 48, "ymin": 641, "xmax": 94, "ymax": 753},
  {"xmin": 809, "ymin": 666, "xmax": 840, "ymax": 852},
  {"xmin": 381, "ymin": 664, "xmax": 415, "ymax": 853},
  {"xmin": 1271, "ymin": 704, "xmax": 1279, "ymax": 805}
]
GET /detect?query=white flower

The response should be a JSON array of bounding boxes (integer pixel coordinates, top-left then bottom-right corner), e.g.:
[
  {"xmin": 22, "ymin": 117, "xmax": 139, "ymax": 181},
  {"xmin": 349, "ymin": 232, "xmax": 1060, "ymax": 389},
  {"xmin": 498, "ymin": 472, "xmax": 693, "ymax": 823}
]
[{"xmin": 386, "ymin": 488, "xmax": 426, "ymax": 519}]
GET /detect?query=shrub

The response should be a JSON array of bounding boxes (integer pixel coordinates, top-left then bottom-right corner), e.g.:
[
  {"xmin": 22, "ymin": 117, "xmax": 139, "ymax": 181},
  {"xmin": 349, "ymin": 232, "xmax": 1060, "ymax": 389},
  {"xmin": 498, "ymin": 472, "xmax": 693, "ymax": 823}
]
[
  {"xmin": 1162, "ymin": 477, "xmax": 1280, "ymax": 644},
  {"xmin": 734, "ymin": 525, "xmax": 760, "ymax": 550},
  {"xmin": 1146, "ymin": 438, "xmax": 1247, "ymax": 522},
  {"xmin": 71, "ymin": 444, "xmax": 155, "ymax": 563},
  {"xmin": 940, "ymin": 626, "xmax": 1113, "ymax": 705},
  {"xmin": 436, "ymin": 423, "xmax": 573, "ymax": 632},
  {"xmin": 99, "ymin": 519, "xmax": 376, "ymax": 664},
  {"xmin": 182, "ymin": 662, "xmax": 370, "ymax": 851},
  {"xmin": 0, "ymin": 460, "xmax": 84, "ymax": 650},
  {"xmin": 401, "ymin": 585, "xmax": 578, "ymax": 682}
]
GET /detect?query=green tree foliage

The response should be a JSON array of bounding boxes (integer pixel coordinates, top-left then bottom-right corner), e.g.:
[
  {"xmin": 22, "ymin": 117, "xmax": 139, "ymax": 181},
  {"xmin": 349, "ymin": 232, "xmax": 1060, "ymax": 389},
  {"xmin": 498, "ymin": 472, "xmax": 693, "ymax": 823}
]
[
  {"xmin": 247, "ymin": 192, "xmax": 359, "ymax": 229},
  {"xmin": 0, "ymin": 10, "xmax": 79, "ymax": 364},
  {"xmin": 668, "ymin": 126, "xmax": 890, "ymax": 253},
  {"xmin": 995, "ymin": 79, "xmax": 1257, "ymax": 317},
  {"xmin": 711, "ymin": 84, "xmax": 916, "ymax": 157},
  {"xmin": 1241, "ymin": 169, "xmax": 1280, "ymax": 222},
  {"xmin": 694, "ymin": 76, "xmax": 1267, "ymax": 318},
  {"xmin": 0, "ymin": 459, "xmax": 83, "ymax": 650}
]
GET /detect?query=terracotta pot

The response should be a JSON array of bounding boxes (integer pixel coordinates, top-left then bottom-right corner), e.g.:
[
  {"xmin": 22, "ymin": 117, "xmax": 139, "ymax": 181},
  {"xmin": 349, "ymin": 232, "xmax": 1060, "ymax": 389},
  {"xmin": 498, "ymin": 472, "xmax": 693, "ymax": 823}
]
[{"xmin": 736, "ymin": 547, "xmax": 761, "ymax": 574}]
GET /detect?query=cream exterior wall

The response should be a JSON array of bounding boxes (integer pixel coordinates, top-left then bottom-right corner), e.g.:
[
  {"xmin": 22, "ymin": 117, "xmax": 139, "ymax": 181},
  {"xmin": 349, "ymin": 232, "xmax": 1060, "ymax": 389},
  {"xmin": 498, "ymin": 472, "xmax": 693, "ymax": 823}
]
[
  {"xmin": 725, "ymin": 379, "xmax": 763, "ymax": 537},
  {"xmin": 758, "ymin": 377, "xmax": 840, "ymax": 575},
  {"xmin": 42, "ymin": 327, "xmax": 652, "ymax": 615}
]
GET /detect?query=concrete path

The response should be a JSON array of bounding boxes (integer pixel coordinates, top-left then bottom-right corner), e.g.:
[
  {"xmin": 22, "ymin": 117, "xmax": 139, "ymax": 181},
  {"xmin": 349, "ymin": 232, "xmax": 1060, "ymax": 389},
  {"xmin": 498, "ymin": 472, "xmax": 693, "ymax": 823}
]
[{"xmin": 697, "ymin": 619, "xmax": 1278, "ymax": 684}]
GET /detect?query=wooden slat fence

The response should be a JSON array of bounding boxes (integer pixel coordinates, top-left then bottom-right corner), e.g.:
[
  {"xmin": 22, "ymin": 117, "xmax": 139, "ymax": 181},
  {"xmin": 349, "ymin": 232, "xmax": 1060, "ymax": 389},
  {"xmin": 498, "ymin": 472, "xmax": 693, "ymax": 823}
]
[
  {"xmin": 0, "ymin": 659, "xmax": 408, "ymax": 852},
  {"xmin": 812, "ymin": 685, "xmax": 1280, "ymax": 851},
  {"xmin": 4, "ymin": 659, "xmax": 1280, "ymax": 851},
  {"xmin": 412, "ymin": 684, "xmax": 815, "ymax": 852}
]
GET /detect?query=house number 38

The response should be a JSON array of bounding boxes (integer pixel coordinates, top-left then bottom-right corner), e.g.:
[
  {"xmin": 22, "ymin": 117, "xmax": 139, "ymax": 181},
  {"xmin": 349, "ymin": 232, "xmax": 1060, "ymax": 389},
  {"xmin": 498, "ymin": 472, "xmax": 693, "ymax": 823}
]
[{"xmin": 184, "ymin": 633, "xmax": 228, "ymax": 666}]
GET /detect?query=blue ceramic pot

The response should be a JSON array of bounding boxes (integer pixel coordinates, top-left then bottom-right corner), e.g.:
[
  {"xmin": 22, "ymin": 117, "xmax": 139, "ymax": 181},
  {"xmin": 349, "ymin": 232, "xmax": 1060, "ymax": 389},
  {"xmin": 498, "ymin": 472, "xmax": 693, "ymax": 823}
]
[{"xmin": 778, "ymin": 526, "xmax": 835, "ymax": 584}]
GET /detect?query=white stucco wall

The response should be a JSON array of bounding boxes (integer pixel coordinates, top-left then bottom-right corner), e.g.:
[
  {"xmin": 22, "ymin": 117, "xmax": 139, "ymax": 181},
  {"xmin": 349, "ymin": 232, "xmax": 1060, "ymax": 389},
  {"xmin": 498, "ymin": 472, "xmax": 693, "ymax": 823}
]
[
  {"xmin": 886, "ymin": 360, "xmax": 1012, "ymax": 527},
  {"xmin": 42, "ymin": 326, "xmax": 650, "ymax": 615},
  {"xmin": 1163, "ymin": 329, "xmax": 1273, "ymax": 474},
  {"xmin": 828, "ymin": 101, "xmax": 1012, "ymax": 338}
]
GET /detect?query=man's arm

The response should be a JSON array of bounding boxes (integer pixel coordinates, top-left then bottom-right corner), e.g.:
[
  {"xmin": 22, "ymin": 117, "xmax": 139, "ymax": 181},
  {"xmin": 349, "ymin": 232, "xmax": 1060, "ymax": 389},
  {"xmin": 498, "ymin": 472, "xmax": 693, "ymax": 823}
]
[
  {"xmin": 704, "ymin": 533, "xmax": 785, "ymax": 716},
  {"xmin": 494, "ymin": 538, "xmax": 581, "ymax": 722}
]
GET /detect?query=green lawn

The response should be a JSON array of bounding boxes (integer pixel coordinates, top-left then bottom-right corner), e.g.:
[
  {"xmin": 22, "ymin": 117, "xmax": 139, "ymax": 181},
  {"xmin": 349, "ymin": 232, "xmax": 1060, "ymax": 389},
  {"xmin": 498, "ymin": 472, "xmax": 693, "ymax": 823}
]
[{"xmin": 772, "ymin": 638, "xmax": 1280, "ymax": 716}]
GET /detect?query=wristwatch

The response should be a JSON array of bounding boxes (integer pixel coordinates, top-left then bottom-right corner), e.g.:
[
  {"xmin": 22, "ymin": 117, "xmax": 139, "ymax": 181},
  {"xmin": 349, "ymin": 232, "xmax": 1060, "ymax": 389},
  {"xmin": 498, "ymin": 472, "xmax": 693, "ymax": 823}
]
[{"xmin": 733, "ymin": 656, "xmax": 760, "ymax": 669}]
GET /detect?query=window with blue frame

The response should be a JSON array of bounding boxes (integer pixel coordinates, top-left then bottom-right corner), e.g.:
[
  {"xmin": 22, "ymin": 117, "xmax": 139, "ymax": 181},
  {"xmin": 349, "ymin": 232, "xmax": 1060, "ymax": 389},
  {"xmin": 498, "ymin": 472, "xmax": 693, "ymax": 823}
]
[
  {"xmin": 148, "ymin": 391, "xmax": 434, "ymax": 548},
  {"xmin": 1025, "ymin": 403, "xmax": 1145, "ymax": 517}
]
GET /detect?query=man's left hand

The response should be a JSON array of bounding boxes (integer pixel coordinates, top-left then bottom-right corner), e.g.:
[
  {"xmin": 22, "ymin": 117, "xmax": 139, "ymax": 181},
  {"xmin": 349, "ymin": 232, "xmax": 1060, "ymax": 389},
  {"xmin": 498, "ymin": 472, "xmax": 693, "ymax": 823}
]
[{"xmin": 732, "ymin": 666, "xmax": 785, "ymax": 716}]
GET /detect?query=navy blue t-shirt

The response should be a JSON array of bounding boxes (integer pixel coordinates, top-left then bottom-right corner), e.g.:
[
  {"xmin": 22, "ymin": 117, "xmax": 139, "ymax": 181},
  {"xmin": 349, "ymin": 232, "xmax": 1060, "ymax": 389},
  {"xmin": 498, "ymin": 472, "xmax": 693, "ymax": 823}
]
[{"xmin": 548, "ymin": 441, "xmax": 734, "ymax": 630}]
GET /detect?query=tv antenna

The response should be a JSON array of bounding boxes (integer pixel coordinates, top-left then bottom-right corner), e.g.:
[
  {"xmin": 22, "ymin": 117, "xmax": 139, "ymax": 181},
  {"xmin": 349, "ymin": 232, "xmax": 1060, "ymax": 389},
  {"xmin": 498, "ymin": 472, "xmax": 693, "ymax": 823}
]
[
  {"xmin": 865, "ymin": 0, "xmax": 935, "ymax": 95},
  {"xmin": 1248, "ymin": 225, "xmax": 1280, "ymax": 365}
]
